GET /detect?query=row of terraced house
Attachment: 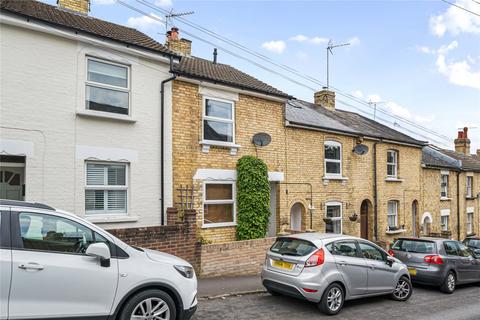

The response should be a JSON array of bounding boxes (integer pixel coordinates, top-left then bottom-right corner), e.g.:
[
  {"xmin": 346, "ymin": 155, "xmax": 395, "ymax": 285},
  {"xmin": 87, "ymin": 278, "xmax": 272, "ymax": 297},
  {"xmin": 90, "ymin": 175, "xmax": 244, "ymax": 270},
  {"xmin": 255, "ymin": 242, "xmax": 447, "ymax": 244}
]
[{"xmin": 1, "ymin": 0, "xmax": 479, "ymax": 258}]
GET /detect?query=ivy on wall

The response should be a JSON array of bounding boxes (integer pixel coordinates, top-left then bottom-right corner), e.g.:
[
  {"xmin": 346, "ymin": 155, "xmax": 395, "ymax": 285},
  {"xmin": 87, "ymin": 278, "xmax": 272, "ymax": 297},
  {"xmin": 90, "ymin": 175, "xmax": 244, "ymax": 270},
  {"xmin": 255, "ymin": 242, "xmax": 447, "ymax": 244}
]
[{"xmin": 236, "ymin": 156, "xmax": 271, "ymax": 240}]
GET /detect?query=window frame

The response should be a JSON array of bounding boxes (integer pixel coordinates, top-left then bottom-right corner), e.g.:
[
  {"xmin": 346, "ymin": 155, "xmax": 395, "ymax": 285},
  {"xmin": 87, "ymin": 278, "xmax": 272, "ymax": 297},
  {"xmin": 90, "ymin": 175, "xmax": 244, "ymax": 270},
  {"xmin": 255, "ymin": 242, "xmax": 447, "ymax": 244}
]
[
  {"xmin": 324, "ymin": 141, "xmax": 342, "ymax": 177},
  {"xmin": 85, "ymin": 56, "xmax": 131, "ymax": 115},
  {"xmin": 467, "ymin": 211, "xmax": 474, "ymax": 234},
  {"xmin": 84, "ymin": 161, "xmax": 129, "ymax": 216},
  {"xmin": 387, "ymin": 200, "xmax": 399, "ymax": 229},
  {"xmin": 325, "ymin": 201, "xmax": 343, "ymax": 234},
  {"xmin": 466, "ymin": 176, "xmax": 473, "ymax": 198},
  {"xmin": 441, "ymin": 215, "xmax": 449, "ymax": 231},
  {"xmin": 202, "ymin": 181, "xmax": 236, "ymax": 228},
  {"xmin": 386, "ymin": 149, "xmax": 398, "ymax": 178},
  {"xmin": 440, "ymin": 174, "xmax": 449, "ymax": 198},
  {"xmin": 202, "ymin": 96, "xmax": 236, "ymax": 145}
]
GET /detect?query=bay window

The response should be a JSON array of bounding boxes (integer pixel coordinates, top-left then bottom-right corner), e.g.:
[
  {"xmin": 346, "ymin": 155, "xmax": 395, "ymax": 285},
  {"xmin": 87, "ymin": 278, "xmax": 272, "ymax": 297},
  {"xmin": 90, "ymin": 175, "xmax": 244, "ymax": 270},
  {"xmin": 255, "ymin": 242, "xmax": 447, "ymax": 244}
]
[
  {"xmin": 203, "ymin": 182, "xmax": 235, "ymax": 227},
  {"xmin": 85, "ymin": 162, "xmax": 128, "ymax": 215},
  {"xmin": 324, "ymin": 141, "xmax": 342, "ymax": 177}
]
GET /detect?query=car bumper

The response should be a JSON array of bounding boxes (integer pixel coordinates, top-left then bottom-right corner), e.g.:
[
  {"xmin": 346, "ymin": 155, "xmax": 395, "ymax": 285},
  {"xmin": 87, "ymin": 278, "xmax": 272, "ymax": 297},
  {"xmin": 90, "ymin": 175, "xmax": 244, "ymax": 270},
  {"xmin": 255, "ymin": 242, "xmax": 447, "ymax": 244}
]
[
  {"xmin": 408, "ymin": 266, "xmax": 446, "ymax": 286},
  {"xmin": 180, "ymin": 305, "xmax": 197, "ymax": 320}
]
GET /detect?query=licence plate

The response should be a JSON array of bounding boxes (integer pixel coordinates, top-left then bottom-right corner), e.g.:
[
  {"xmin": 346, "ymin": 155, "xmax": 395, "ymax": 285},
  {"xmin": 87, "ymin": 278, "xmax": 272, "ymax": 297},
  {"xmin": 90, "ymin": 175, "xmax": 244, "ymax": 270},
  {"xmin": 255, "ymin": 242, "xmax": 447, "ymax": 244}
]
[
  {"xmin": 272, "ymin": 260, "xmax": 294, "ymax": 270},
  {"xmin": 408, "ymin": 268, "xmax": 417, "ymax": 276}
]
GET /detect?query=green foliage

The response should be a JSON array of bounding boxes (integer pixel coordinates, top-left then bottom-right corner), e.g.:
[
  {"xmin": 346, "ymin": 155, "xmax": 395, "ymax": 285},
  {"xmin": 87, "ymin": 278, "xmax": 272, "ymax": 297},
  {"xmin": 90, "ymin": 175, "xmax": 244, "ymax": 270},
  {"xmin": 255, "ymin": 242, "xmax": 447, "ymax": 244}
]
[{"xmin": 236, "ymin": 156, "xmax": 271, "ymax": 240}]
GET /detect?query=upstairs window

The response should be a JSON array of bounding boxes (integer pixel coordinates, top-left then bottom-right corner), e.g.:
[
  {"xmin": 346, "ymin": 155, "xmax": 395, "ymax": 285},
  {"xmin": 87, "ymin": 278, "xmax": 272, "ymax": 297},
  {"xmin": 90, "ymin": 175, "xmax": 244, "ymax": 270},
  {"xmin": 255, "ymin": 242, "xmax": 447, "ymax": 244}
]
[
  {"xmin": 387, "ymin": 200, "xmax": 399, "ymax": 228},
  {"xmin": 86, "ymin": 58, "xmax": 130, "ymax": 115},
  {"xmin": 387, "ymin": 150, "xmax": 398, "ymax": 178},
  {"xmin": 85, "ymin": 162, "xmax": 128, "ymax": 215},
  {"xmin": 203, "ymin": 98, "xmax": 234, "ymax": 143},
  {"xmin": 466, "ymin": 176, "xmax": 473, "ymax": 198},
  {"xmin": 441, "ymin": 174, "xmax": 449, "ymax": 198},
  {"xmin": 324, "ymin": 141, "xmax": 342, "ymax": 176}
]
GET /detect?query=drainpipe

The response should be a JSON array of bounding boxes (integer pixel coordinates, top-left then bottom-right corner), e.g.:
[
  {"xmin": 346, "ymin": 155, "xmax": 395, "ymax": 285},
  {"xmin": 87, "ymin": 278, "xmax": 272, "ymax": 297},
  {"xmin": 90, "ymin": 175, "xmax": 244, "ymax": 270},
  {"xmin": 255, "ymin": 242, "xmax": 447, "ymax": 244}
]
[
  {"xmin": 456, "ymin": 171, "xmax": 460, "ymax": 240},
  {"xmin": 373, "ymin": 140, "xmax": 381, "ymax": 241},
  {"xmin": 160, "ymin": 57, "xmax": 176, "ymax": 225}
]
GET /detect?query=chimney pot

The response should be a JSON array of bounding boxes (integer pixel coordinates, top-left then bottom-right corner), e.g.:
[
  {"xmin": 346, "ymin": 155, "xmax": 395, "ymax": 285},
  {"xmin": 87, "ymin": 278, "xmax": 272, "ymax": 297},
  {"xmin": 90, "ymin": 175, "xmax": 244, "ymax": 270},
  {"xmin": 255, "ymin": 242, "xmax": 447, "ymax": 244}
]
[
  {"xmin": 165, "ymin": 27, "xmax": 192, "ymax": 56},
  {"xmin": 314, "ymin": 89, "xmax": 336, "ymax": 111},
  {"xmin": 57, "ymin": 0, "xmax": 90, "ymax": 15},
  {"xmin": 464, "ymin": 127, "xmax": 469, "ymax": 138},
  {"xmin": 454, "ymin": 127, "xmax": 471, "ymax": 155}
]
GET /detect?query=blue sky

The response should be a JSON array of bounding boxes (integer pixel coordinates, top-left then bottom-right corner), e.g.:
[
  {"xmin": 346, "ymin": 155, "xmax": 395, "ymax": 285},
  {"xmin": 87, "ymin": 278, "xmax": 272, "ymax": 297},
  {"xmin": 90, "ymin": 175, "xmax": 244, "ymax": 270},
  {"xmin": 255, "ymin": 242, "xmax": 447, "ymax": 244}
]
[{"xmin": 46, "ymin": 0, "xmax": 479, "ymax": 150}]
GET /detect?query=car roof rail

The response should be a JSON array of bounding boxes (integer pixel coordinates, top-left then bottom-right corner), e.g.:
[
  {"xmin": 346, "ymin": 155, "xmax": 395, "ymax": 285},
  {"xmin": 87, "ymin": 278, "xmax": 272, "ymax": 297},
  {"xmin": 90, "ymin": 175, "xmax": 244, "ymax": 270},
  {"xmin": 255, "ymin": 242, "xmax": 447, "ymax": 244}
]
[{"xmin": 0, "ymin": 199, "xmax": 55, "ymax": 211}]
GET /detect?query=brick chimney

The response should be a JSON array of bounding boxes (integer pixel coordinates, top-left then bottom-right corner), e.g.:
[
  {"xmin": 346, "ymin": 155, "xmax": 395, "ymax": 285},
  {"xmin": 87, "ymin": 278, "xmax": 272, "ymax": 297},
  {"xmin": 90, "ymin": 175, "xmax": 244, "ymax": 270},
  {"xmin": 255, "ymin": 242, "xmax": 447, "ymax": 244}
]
[
  {"xmin": 454, "ymin": 127, "xmax": 471, "ymax": 155},
  {"xmin": 57, "ymin": 0, "xmax": 90, "ymax": 15},
  {"xmin": 477, "ymin": 149, "xmax": 480, "ymax": 157},
  {"xmin": 314, "ymin": 88, "xmax": 335, "ymax": 111},
  {"xmin": 166, "ymin": 27, "xmax": 192, "ymax": 56}
]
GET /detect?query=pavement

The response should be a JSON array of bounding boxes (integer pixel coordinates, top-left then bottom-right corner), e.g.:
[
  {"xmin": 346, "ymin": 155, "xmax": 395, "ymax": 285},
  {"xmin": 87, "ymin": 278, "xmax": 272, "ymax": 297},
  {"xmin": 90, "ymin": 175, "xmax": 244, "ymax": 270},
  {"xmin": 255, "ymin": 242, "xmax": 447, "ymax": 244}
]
[
  {"xmin": 198, "ymin": 275, "xmax": 264, "ymax": 298},
  {"xmin": 193, "ymin": 281, "xmax": 480, "ymax": 320}
]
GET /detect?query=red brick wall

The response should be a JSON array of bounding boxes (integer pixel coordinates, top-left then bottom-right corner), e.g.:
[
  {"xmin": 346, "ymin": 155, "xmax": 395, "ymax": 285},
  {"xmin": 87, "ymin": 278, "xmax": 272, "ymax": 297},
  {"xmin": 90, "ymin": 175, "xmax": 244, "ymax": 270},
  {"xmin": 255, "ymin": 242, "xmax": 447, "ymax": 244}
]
[{"xmin": 107, "ymin": 208, "xmax": 200, "ymax": 269}]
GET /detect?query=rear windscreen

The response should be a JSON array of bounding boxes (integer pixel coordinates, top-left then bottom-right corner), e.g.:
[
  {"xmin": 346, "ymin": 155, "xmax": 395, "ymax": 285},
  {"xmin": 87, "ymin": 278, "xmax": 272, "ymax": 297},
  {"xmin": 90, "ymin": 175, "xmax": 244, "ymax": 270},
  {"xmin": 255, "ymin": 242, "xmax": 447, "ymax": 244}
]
[
  {"xmin": 465, "ymin": 239, "xmax": 480, "ymax": 249},
  {"xmin": 392, "ymin": 239, "xmax": 437, "ymax": 254},
  {"xmin": 270, "ymin": 238, "xmax": 317, "ymax": 256}
]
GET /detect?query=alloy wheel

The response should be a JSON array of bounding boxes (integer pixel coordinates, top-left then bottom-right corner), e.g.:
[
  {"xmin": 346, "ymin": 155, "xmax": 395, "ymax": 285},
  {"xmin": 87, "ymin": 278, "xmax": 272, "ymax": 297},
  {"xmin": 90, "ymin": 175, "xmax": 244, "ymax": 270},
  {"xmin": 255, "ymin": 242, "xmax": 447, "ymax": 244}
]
[
  {"xmin": 130, "ymin": 297, "xmax": 170, "ymax": 320},
  {"xmin": 326, "ymin": 287, "xmax": 343, "ymax": 312},
  {"xmin": 447, "ymin": 274, "xmax": 455, "ymax": 292},
  {"xmin": 393, "ymin": 278, "xmax": 411, "ymax": 300}
]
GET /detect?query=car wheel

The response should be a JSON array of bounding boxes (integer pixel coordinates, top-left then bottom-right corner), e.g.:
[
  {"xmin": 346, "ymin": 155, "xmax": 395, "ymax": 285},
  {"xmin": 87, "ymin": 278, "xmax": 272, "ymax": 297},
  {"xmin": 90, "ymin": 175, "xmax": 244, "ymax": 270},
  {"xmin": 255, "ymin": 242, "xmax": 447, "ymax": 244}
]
[
  {"xmin": 440, "ymin": 272, "xmax": 456, "ymax": 294},
  {"xmin": 390, "ymin": 276, "xmax": 412, "ymax": 301},
  {"xmin": 318, "ymin": 283, "xmax": 345, "ymax": 315},
  {"xmin": 266, "ymin": 288, "xmax": 282, "ymax": 296},
  {"xmin": 120, "ymin": 289, "xmax": 177, "ymax": 320}
]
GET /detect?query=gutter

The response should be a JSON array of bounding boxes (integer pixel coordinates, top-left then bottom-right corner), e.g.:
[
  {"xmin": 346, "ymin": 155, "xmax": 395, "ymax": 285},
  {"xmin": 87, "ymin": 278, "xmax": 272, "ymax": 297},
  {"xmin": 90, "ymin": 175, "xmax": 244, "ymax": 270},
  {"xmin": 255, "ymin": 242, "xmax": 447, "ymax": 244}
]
[{"xmin": 160, "ymin": 57, "xmax": 176, "ymax": 225}]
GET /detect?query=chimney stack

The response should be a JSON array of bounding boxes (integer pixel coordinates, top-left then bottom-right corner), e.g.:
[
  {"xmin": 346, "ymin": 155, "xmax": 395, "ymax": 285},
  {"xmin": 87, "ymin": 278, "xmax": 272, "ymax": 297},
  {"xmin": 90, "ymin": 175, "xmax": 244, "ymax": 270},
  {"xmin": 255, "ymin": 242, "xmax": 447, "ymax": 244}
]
[
  {"xmin": 476, "ymin": 149, "xmax": 480, "ymax": 157},
  {"xmin": 165, "ymin": 27, "xmax": 191, "ymax": 56},
  {"xmin": 57, "ymin": 0, "xmax": 90, "ymax": 15},
  {"xmin": 314, "ymin": 88, "xmax": 336, "ymax": 111},
  {"xmin": 454, "ymin": 127, "xmax": 471, "ymax": 155}
]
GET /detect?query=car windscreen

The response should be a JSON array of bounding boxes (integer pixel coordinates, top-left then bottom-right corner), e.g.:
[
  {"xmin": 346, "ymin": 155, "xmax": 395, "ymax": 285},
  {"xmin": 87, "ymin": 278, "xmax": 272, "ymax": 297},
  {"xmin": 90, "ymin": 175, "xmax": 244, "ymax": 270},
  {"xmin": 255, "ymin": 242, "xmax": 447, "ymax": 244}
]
[
  {"xmin": 270, "ymin": 238, "xmax": 317, "ymax": 256},
  {"xmin": 391, "ymin": 239, "xmax": 437, "ymax": 254}
]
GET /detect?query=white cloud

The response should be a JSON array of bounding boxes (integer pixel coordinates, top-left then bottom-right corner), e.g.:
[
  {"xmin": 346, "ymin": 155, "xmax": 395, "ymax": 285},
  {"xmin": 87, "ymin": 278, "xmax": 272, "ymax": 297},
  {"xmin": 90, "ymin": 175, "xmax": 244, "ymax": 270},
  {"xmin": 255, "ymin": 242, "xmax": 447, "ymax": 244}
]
[
  {"xmin": 289, "ymin": 34, "xmax": 328, "ymax": 45},
  {"xmin": 92, "ymin": 0, "xmax": 115, "ymax": 4},
  {"xmin": 155, "ymin": 0, "xmax": 173, "ymax": 7},
  {"xmin": 348, "ymin": 36, "xmax": 360, "ymax": 46},
  {"xmin": 429, "ymin": 0, "xmax": 480, "ymax": 37},
  {"xmin": 352, "ymin": 90, "xmax": 364, "ymax": 98},
  {"xmin": 127, "ymin": 13, "xmax": 163, "ymax": 32},
  {"xmin": 385, "ymin": 101, "xmax": 412, "ymax": 119},
  {"xmin": 367, "ymin": 94, "xmax": 381, "ymax": 103},
  {"xmin": 418, "ymin": 46, "xmax": 434, "ymax": 54},
  {"xmin": 261, "ymin": 40, "xmax": 286, "ymax": 54}
]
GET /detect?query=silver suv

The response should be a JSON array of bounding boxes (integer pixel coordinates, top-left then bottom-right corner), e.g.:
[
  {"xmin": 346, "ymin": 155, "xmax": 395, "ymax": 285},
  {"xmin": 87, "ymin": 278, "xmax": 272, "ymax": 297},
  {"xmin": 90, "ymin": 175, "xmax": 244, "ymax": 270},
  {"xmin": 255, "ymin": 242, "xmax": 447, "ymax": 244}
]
[{"xmin": 261, "ymin": 233, "xmax": 412, "ymax": 315}]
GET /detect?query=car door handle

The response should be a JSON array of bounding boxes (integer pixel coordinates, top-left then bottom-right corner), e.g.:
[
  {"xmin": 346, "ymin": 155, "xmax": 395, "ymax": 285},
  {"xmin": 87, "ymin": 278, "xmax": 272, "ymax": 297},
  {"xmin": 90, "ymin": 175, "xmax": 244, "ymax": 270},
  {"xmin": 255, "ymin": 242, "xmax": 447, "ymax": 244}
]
[
  {"xmin": 369, "ymin": 264, "xmax": 376, "ymax": 270},
  {"xmin": 18, "ymin": 263, "xmax": 44, "ymax": 271},
  {"xmin": 337, "ymin": 261, "xmax": 348, "ymax": 266}
]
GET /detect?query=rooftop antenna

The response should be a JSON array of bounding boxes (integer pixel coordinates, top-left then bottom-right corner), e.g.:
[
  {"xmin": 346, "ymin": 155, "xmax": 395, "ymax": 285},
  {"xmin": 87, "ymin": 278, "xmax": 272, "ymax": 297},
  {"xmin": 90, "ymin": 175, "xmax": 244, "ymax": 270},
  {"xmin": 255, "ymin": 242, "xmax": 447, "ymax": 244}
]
[
  {"xmin": 326, "ymin": 40, "xmax": 350, "ymax": 88},
  {"xmin": 368, "ymin": 100, "xmax": 386, "ymax": 121},
  {"xmin": 164, "ymin": 10, "xmax": 194, "ymax": 33}
]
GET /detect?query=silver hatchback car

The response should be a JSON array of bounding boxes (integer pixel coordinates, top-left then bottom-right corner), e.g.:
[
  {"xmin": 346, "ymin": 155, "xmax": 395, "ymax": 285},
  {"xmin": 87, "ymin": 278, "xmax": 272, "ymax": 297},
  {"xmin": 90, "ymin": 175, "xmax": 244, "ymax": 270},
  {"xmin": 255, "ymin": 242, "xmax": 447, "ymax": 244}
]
[{"xmin": 261, "ymin": 233, "xmax": 412, "ymax": 315}]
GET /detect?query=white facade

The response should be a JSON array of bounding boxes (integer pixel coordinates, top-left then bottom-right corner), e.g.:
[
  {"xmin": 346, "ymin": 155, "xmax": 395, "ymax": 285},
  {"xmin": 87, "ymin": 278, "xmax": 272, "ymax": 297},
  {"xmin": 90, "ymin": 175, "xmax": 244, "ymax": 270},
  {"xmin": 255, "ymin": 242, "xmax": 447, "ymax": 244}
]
[{"xmin": 0, "ymin": 15, "xmax": 174, "ymax": 228}]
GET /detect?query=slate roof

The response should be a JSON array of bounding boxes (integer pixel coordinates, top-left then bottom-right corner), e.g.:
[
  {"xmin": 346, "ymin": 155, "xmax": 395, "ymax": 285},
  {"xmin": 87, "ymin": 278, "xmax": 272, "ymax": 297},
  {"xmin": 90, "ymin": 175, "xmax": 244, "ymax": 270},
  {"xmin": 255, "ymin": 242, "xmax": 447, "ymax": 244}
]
[
  {"xmin": 439, "ymin": 149, "xmax": 480, "ymax": 172},
  {"xmin": 173, "ymin": 56, "xmax": 291, "ymax": 98},
  {"xmin": 0, "ymin": 0, "xmax": 174, "ymax": 56},
  {"xmin": 286, "ymin": 99, "xmax": 427, "ymax": 146},
  {"xmin": 422, "ymin": 146, "xmax": 461, "ymax": 170}
]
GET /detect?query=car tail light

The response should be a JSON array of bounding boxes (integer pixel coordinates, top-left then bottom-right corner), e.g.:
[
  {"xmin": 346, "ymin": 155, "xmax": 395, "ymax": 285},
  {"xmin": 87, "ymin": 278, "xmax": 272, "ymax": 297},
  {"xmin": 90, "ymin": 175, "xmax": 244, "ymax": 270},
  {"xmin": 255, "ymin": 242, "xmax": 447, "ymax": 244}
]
[
  {"xmin": 388, "ymin": 249, "xmax": 395, "ymax": 257},
  {"xmin": 305, "ymin": 248, "xmax": 325, "ymax": 267},
  {"xmin": 424, "ymin": 255, "xmax": 444, "ymax": 265},
  {"xmin": 303, "ymin": 288, "xmax": 318, "ymax": 293}
]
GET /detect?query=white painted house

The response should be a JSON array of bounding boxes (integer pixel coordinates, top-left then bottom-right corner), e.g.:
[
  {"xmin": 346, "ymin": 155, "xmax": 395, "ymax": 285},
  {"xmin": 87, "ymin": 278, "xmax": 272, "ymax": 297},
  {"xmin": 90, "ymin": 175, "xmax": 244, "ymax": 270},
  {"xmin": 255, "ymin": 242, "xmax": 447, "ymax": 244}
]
[{"xmin": 0, "ymin": 0, "xmax": 177, "ymax": 228}]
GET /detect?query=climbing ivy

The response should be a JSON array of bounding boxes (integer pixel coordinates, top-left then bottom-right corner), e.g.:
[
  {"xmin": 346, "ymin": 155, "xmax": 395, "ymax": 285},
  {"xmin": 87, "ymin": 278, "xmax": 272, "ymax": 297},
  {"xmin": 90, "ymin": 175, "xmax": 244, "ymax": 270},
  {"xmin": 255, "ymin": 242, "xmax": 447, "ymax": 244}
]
[{"xmin": 236, "ymin": 156, "xmax": 271, "ymax": 240}]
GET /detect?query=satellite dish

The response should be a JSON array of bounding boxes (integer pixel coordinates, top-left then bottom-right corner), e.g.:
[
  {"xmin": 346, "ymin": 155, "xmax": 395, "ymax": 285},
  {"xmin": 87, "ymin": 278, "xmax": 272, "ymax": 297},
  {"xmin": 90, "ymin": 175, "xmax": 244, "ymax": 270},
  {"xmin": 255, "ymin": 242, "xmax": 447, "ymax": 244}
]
[
  {"xmin": 353, "ymin": 144, "xmax": 369, "ymax": 155},
  {"xmin": 252, "ymin": 132, "xmax": 272, "ymax": 147}
]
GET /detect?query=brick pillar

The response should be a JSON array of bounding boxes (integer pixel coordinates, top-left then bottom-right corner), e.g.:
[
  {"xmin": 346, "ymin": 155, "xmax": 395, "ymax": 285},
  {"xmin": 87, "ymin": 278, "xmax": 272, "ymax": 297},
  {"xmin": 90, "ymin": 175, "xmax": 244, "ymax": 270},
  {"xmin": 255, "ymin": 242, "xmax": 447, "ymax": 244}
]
[{"xmin": 166, "ymin": 207, "xmax": 178, "ymax": 226}]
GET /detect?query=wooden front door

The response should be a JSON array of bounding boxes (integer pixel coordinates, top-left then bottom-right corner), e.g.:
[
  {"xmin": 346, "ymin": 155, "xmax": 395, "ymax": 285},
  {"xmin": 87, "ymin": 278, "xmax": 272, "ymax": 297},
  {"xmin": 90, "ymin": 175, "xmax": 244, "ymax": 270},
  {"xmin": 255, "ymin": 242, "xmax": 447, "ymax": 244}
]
[{"xmin": 360, "ymin": 201, "xmax": 369, "ymax": 239}]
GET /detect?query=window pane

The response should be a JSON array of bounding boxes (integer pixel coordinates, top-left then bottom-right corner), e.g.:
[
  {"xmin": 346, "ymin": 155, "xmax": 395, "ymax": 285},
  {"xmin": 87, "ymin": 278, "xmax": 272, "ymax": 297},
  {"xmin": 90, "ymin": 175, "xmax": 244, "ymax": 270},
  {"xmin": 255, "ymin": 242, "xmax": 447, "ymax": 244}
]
[
  {"xmin": 359, "ymin": 242, "xmax": 384, "ymax": 261},
  {"xmin": 205, "ymin": 99, "xmax": 233, "ymax": 119},
  {"xmin": 388, "ymin": 215, "xmax": 397, "ymax": 228},
  {"xmin": 86, "ymin": 164, "xmax": 105, "ymax": 186},
  {"xmin": 88, "ymin": 59, "xmax": 127, "ymax": 88},
  {"xmin": 19, "ymin": 212, "xmax": 94, "ymax": 254},
  {"xmin": 85, "ymin": 190, "xmax": 105, "ymax": 211},
  {"xmin": 326, "ymin": 162, "xmax": 341, "ymax": 174},
  {"xmin": 205, "ymin": 184, "xmax": 233, "ymax": 200},
  {"xmin": 391, "ymin": 239, "xmax": 436, "ymax": 253},
  {"xmin": 326, "ymin": 205, "xmax": 341, "ymax": 218},
  {"xmin": 204, "ymin": 120, "xmax": 233, "ymax": 142},
  {"xmin": 86, "ymin": 85, "xmax": 129, "ymax": 115},
  {"xmin": 387, "ymin": 164, "xmax": 395, "ymax": 176},
  {"xmin": 388, "ymin": 201, "xmax": 397, "ymax": 214},
  {"xmin": 204, "ymin": 203, "xmax": 234, "ymax": 224},
  {"xmin": 270, "ymin": 238, "xmax": 317, "ymax": 256},
  {"xmin": 387, "ymin": 151, "xmax": 396, "ymax": 163},
  {"xmin": 444, "ymin": 241, "xmax": 458, "ymax": 255},
  {"xmin": 107, "ymin": 165, "xmax": 126, "ymax": 186},
  {"xmin": 107, "ymin": 190, "xmax": 127, "ymax": 212},
  {"xmin": 325, "ymin": 145, "xmax": 340, "ymax": 160},
  {"xmin": 333, "ymin": 241, "xmax": 358, "ymax": 257}
]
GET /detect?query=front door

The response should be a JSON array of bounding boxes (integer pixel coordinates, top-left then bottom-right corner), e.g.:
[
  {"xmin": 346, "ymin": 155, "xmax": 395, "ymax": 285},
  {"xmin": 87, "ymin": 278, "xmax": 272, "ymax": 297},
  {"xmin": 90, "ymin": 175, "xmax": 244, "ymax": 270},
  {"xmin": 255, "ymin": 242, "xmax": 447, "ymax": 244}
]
[
  {"xmin": 358, "ymin": 241, "xmax": 397, "ymax": 293},
  {"xmin": 360, "ymin": 201, "xmax": 369, "ymax": 239},
  {"xmin": 9, "ymin": 211, "xmax": 118, "ymax": 319},
  {"xmin": 0, "ymin": 166, "xmax": 24, "ymax": 200},
  {"xmin": 268, "ymin": 183, "xmax": 277, "ymax": 237}
]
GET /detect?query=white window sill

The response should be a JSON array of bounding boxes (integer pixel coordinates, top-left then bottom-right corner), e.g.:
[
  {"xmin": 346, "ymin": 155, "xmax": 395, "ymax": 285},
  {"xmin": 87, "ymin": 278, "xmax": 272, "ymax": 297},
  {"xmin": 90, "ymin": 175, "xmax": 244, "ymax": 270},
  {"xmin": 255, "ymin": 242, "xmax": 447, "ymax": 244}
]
[
  {"xmin": 199, "ymin": 140, "xmax": 241, "ymax": 155},
  {"xmin": 385, "ymin": 228, "xmax": 406, "ymax": 235},
  {"xmin": 323, "ymin": 176, "xmax": 349, "ymax": 181},
  {"xmin": 202, "ymin": 222, "xmax": 237, "ymax": 229},
  {"xmin": 85, "ymin": 215, "xmax": 140, "ymax": 224},
  {"xmin": 77, "ymin": 110, "xmax": 137, "ymax": 123},
  {"xmin": 440, "ymin": 197, "xmax": 452, "ymax": 201},
  {"xmin": 385, "ymin": 177, "xmax": 404, "ymax": 182}
]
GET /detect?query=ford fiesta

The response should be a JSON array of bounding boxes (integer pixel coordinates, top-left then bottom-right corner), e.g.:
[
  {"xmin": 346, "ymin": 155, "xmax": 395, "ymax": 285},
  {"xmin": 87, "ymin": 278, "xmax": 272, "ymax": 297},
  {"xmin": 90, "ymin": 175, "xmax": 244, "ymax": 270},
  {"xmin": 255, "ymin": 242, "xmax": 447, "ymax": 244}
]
[
  {"xmin": 0, "ymin": 200, "xmax": 197, "ymax": 320},
  {"xmin": 261, "ymin": 233, "xmax": 412, "ymax": 315}
]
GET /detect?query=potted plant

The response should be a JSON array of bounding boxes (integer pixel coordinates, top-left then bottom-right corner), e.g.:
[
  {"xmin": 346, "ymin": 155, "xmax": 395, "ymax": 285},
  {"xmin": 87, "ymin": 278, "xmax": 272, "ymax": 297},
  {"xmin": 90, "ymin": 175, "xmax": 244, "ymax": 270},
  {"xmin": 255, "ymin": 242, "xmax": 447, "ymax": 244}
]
[{"xmin": 349, "ymin": 213, "xmax": 358, "ymax": 222}]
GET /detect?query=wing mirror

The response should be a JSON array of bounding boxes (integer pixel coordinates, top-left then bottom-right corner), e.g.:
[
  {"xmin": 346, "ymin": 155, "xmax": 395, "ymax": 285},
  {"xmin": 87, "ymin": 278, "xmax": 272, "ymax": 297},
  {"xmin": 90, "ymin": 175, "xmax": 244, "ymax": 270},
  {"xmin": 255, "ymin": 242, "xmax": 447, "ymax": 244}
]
[
  {"xmin": 86, "ymin": 242, "xmax": 111, "ymax": 267},
  {"xmin": 386, "ymin": 255, "xmax": 395, "ymax": 267}
]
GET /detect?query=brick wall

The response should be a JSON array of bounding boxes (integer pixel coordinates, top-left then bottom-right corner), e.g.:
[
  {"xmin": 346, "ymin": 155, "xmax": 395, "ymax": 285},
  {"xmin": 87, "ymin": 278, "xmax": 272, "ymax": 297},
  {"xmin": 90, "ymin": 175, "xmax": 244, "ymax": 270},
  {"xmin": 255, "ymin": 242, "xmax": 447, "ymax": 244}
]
[
  {"xmin": 200, "ymin": 237, "xmax": 276, "ymax": 277},
  {"xmin": 107, "ymin": 208, "xmax": 200, "ymax": 269}
]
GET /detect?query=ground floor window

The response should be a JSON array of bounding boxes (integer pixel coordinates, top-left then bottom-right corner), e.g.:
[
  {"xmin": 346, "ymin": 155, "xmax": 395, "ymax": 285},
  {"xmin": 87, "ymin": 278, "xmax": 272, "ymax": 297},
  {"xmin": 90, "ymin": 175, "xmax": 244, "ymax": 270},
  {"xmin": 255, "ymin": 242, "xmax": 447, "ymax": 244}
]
[
  {"xmin": 441, "ymin": 215, "xmax": 449, "ymax": 232},
  {"xmin": 467, "ymin": 212, "xmax": 474, "ymax": 234},
  {"xmin": 325, "ymin": 202, "xmax": 342, "ymax": 234},
  {"xmin": 387, "ymin": 200, "xmax": 399, "ymax": 229},
  {"xmin": 203, "ymin": 182, "xmax": 235, "ymax": 227},
  {"xmin": 85, "ymin": 162, "xmax": 128, "ymax": 215}
]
